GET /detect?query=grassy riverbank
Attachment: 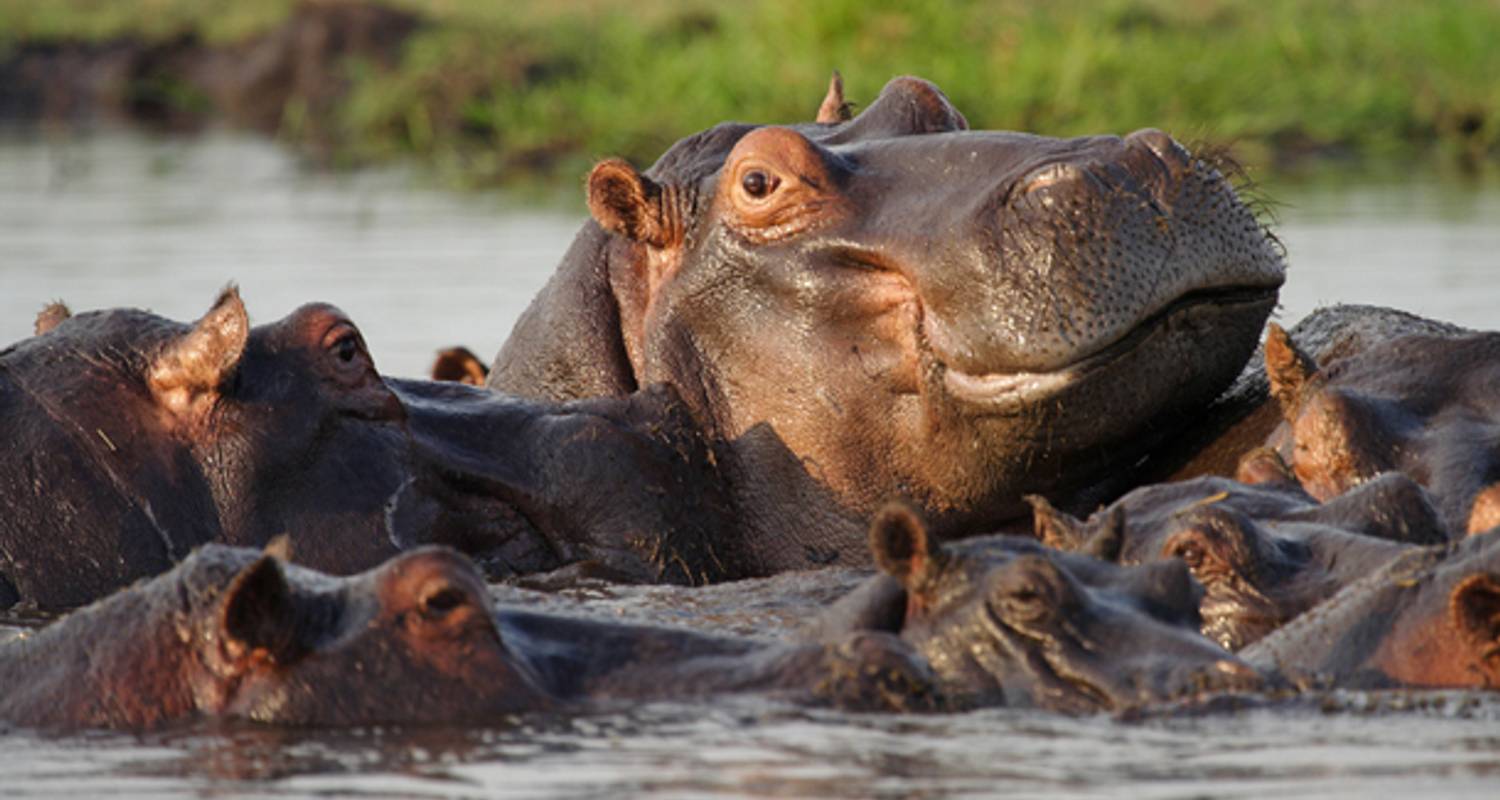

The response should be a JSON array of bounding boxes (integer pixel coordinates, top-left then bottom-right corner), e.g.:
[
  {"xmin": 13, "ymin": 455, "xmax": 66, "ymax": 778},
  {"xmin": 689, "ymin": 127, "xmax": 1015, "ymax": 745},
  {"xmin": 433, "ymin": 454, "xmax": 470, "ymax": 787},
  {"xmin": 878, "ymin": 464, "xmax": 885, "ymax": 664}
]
[{"xmin": 2, "ymin": 0, "xmax": 1497, "ymax": 185}]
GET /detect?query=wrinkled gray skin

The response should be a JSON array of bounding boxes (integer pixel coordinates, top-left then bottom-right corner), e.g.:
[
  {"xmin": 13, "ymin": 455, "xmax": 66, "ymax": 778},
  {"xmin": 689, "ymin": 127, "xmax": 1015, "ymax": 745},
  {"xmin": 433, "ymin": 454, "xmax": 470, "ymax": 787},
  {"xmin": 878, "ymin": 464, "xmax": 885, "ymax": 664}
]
[
  {"xmin": 491, "ymin": 75, "xmax": 1285, "ymax": 570},
  {"xmin": 0, "ymin": 290, "xmax": 736, "ymax": 609},
  {"xmin": 1031, "ymin": 474, "xmax": 1445, "ymax": 650},
  {"xmin": 809, "ymin": 507, "xmax": 1262, "ymax": 713},
  {"xmin": 1240, "ymin": 531, "xmax": 1500, "ymax": 691},
  {"xmin": 0, "ymin": 544, "xmax": 936, "ymax": 730}
]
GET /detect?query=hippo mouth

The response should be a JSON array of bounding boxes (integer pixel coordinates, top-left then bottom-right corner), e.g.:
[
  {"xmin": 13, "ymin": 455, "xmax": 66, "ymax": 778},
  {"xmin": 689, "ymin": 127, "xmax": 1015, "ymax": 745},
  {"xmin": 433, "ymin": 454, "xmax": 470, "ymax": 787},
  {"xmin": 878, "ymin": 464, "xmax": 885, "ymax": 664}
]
[{"xmin": 934, "ymin": 284, "xmax": 1278, "ymax": 408}]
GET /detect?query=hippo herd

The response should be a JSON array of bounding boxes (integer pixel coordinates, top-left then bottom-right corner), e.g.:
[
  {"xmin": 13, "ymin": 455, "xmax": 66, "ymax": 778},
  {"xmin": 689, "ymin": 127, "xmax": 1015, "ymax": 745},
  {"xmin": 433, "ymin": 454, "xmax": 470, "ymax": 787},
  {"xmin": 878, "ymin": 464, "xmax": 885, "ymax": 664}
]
[{"xmin": 4, "ymin": 76, "xmax": 1499, "ymax": 730}]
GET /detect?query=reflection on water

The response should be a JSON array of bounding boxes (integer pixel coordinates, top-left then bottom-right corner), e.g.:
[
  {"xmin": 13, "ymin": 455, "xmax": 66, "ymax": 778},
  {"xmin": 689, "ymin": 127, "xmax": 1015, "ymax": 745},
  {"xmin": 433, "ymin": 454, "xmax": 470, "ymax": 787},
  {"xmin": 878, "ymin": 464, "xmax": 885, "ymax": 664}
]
[
  {"xmin": 3, "ymin": 696, "xmax": 1499, "ymax": 798},
  {"xmin": 3, "ymin": 130, "xmax": 1500, "ymax": 798}
]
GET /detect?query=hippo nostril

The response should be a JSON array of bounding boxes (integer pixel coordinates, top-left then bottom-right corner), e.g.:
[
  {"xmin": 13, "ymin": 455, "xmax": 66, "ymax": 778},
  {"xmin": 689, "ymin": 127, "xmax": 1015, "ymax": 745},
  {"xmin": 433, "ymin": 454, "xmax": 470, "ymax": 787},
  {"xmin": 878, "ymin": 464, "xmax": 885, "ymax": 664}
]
[
  {"xmin": 1015, "ymin": 162, "xmax": 1096, "ymax": 200},
  {"xmin": 1126, "ymin": 128, "xmax": 1193, "ymax": 180}
]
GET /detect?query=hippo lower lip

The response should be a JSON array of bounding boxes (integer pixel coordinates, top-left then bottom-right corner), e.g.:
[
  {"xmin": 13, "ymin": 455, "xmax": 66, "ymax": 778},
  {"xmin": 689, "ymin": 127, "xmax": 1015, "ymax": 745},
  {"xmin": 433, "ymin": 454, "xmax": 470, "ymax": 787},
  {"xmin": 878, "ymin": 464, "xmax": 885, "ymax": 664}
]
[{"xmin": 938, "ymin": 285, "xmax": 1278, "ymax": 406}]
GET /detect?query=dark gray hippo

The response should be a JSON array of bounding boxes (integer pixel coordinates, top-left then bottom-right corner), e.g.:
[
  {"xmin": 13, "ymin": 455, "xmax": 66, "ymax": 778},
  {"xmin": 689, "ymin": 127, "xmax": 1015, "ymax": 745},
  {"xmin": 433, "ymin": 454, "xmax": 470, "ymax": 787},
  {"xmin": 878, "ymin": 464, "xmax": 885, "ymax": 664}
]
[
  {"xmin": 0, "ymin": 543, "xmax": 935, "ymax": 729},
  {"xmin": 0, "ymin": 290, "xmax": 737, "ymax": 608}
]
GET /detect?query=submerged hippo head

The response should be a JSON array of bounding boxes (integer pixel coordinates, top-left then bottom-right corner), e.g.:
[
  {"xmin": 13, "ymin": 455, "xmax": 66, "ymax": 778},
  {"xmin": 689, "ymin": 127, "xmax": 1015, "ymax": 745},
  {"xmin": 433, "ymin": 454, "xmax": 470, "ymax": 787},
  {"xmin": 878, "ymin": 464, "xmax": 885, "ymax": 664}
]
[
  {"xmin": 0, "ymin": 289, "xmax": 625, "ymax": 608},
  {"xmin": 1262, "ymin": 323, "xmax": 1500, "ymax": 536},
  {"xmin": 851, "ymin": 504, "xmax": 1261, "ymax": 713},
  {"xmin": 1242, "ymin": 531, "xmax": 1500, "ymax": 691},
  {"xmin": 1032, "ymin": 474, "xmax": 1443, "ymax": 650},
  {"xmin": 495, "ymin": 75, "xmax": 1284, "ymax": 536},
  {"xmin": 0, "ymin": 545, "xmax": 551, "ymax": 729}
]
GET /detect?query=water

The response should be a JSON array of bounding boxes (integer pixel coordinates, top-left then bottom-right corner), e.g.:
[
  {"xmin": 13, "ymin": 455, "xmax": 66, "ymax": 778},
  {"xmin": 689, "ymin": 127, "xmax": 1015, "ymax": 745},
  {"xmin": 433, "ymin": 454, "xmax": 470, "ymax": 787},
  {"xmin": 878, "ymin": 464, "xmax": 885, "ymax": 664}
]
[{"xmin": 3, "ymin": 130, "xmax": 1500, "ymax": 797}]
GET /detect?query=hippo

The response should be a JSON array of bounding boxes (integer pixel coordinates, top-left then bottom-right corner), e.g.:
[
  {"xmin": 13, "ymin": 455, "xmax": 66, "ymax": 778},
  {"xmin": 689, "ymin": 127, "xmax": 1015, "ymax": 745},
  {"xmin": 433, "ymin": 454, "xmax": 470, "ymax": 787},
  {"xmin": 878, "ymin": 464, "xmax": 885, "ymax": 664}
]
[
  {"xmin": 0, "ymin": 543, "xmax": 936, "ymax": 729},
  {"xmin": 0, "ymin": 288, "xmax": 739, "ymax": 609},
  {"xmin": 1030, "ymin": 473, "xmax": 1447, "ymax": 649},
  {"xmin": 807, "ymin": 505, "xmax": 1263, "ymax": 713},
  {"xmin": 489, "ymin": 75, "xmax": 1286, "ymax": 566},
  {"xmin": 1241, "ymin": 530, "xmax": 1500, "ymax": 691},
  {"xmin": 1257, "ymin": 319, "xmax": 1500, "ymax": 536}
]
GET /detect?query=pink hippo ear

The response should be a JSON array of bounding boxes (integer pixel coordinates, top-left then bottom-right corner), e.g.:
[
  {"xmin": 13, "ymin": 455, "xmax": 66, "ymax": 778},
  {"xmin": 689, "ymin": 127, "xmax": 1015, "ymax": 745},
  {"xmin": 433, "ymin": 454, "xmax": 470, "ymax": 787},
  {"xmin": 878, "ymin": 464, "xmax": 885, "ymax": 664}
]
[
  {"xmin": 1451, "ymin": 572, "xmax": 1500, "ymax": 684},
  {"xmin": 869, "ymin": 502, "xmax": 943, "ymax": 589},
  {"xmin": 586, "ymin": 159, "xmax": 678, "ymax": 249},
  {"xmin": 220, "ymin": 554, "xmax": 308, "ymax": 667},
  {"xmin": 816, "ymin": 70, "xmax": 852, "ymax": 124},
  {"xmin": 149, "ymin": 286, "xmax": 249, "ymax": 419},
  {"xmin": 34, "ymin": 301, "xmax": 71, "ymax": 336},
  {"xmin": 1264, "ymin": 322, "xmax": 1319, "ymax": 423}
]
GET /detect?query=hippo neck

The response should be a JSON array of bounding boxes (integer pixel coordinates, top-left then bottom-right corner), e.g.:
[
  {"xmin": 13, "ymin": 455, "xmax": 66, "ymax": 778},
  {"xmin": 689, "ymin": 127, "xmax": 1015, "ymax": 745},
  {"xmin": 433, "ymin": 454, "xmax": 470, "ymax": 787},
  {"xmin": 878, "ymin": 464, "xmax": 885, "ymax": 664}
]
[
  {"xmin": 0, "ymin": 586, "xmax": 209, "ymax": 727},
  {"xmin": 488, "ymin": 223, "xmax": 638, "ymax": 401}
]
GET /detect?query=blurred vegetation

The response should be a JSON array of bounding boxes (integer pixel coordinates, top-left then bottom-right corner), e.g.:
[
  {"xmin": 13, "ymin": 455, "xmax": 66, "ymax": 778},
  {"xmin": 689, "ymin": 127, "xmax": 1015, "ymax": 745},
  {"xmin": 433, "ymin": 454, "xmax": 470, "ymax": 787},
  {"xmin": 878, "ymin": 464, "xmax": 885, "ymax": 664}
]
[{"xmin": 2, "ymin": 0, "xmax": 1497, "ymax": 186}]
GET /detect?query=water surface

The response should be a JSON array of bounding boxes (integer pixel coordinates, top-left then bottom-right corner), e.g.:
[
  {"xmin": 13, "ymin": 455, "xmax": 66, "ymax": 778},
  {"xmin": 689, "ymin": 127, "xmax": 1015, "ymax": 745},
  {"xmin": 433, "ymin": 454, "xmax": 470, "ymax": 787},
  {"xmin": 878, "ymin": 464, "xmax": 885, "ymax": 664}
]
[{"xmin": 3, "ymin": 130, "xmax": 1500, "ymax": 798}]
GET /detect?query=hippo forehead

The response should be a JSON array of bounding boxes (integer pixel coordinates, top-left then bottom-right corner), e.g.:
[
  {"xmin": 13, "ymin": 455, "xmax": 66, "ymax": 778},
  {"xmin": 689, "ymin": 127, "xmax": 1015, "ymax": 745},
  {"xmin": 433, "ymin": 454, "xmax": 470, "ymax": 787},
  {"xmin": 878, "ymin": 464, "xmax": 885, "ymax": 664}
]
[{"xmin": 643, "ymin": 76, "xmax": 969, "ymax": 185}]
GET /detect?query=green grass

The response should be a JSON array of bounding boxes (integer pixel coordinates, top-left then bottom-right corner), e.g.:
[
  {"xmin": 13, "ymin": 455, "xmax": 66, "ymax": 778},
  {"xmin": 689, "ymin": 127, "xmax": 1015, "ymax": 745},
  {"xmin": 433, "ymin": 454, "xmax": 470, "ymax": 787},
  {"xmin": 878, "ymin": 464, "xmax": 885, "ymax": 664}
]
[{"xmin": 3, "ymin": 0, "xmax": 1497, "ymax": 185}]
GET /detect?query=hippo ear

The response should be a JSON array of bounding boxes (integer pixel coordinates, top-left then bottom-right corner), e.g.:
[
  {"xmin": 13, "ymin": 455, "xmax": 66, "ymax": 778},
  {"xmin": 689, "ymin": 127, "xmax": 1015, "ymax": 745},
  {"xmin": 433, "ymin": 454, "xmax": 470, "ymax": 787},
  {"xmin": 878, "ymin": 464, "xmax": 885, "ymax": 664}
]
[
  {"xmin": 149, "ymin": 286, "xmax": 249, "ymax": 418},
  {"xmin": 869, "ymin": 502, "xmax": 942, "ymax": 587},
  {"xmin": 34, "ymin": 301, "xmax": 71, "ymax": 336},
  {"xmin": 430, "ymin": 346, "xmax": 490, "ymax": 386},
  {"xmin": 587, "ymin": 159, "xmax": 677, "ymax": 248},
  {"xmin": 220, "ymin": 555, "xmax": 308, "ymax": 666},
  {"xmin": 1080, "ymin": 507, "xmax": 1125, "ymax": 562},
  {"xmin": 1264, "ymin": 323, "xmax": 1318, "ymax": 422},
  {"xmin": 1026, "ymin": 495, "xmax": 1089, "ymax": 552},
  {"xmin": 1451, "ymin": 573, "xmax": 1500, "ymax": 674},
  {"xmin": 816, "ymin": 70, "xmax": 852, "ymax": 124}
]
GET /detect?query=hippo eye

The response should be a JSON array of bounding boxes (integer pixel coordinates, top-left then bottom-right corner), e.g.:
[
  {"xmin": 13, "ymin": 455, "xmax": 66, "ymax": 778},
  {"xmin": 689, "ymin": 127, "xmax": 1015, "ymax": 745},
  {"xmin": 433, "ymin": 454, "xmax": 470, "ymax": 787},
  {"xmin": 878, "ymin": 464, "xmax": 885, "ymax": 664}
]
[
  {"xmin": 740, "ymin": 169, "xmax": 777, "ymax": 199},
  {"xmin": 1167, "ymin": 537, "xmax": 1207, "ymax": 569},
  {"xmin": 333, "ymin": 335, "xmax": 359, "ymax": 363},
  {"xmin": 1000, "ymin": 581, "xmax": 1055, "ymax": 624},
  {"xmin": 420, "ymin": 586, "xmax": 467, "ymax": 619}
]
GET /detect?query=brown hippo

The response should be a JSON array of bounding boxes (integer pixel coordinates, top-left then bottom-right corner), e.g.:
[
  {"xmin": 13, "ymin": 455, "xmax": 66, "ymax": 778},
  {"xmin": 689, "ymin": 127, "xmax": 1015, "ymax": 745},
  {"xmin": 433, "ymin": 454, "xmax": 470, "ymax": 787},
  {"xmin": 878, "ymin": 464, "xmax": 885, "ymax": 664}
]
[
  {"xmin": 489, "ymin": 75, "xmax": 1286, "ymax": 567},
  {"xmin": 1257, "ymin": 318, "xmax": 1500, "ymax": 537},
  {"xmin": 0, "ymin": 289, "xmax": 738, "ymax": 609},
  {"xmin": 1241, "ymin": 530, "xmax": 1500, "ymax": 691},
  {"xmin": 1030, "ymin": 473, "xmax": 1447, "ymax": 650},
  {"xmin": 807, "ymin": 506, "xmax": 1264, "ymax": 713},
  {"xmin": 0, "ymin": 543, "xmax": 936, "ymax": 729}
]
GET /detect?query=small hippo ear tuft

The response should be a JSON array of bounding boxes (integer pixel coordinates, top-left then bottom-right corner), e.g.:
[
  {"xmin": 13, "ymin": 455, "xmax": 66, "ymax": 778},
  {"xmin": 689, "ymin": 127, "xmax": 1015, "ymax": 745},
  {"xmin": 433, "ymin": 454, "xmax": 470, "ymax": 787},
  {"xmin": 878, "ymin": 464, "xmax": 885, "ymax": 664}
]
[
  {"xmin": 262, "ymin": 534, "xmax": 293, "ymax": 562},
  {"xmin": 1264, "ymin": 323, "xmax": 1318, "ymax": 421},
  {"xmin": 430, "ymin": 346, "xmax": 490, "ymax": 386},
  {"xmin": 34, "ymin": 301, "xmax": 71, "ymax": 336},
  {"xmin": 869, "ymin": 502, "xmax": 940, "ymax": 586},
  {"xmin": 149, "ymin": 285, "xmax": 249, "ymax": 418},
  {"xmin": 1081, "ymin": 506, "xmax": 1125, "ymax": 562},
  {"xmin": 816, "ymin": 70, "xmax": 852, "ymax": 124},
  {"xmin": 587, "ymin": 159, "xmax": 671, "ymax": 248},
  {"xmin": 221, "ymin": 555, "xmax": 306, "ymax": 666},
  {"xmin": 1026, "ymin": 495, "xmax": 1088, "ymax": 552}
]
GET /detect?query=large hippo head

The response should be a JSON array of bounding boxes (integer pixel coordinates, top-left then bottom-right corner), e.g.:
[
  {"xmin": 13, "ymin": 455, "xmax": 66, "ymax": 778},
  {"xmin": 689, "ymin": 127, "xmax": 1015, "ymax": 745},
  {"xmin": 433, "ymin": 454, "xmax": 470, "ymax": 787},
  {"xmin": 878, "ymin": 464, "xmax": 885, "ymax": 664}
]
[
  {"xmin": 1, "ymin": 289, "xmax": 730, "ymax": 607},
  {"xmin": 493, "ymin": 76, "xmax": 1285, "ymax": 536}
]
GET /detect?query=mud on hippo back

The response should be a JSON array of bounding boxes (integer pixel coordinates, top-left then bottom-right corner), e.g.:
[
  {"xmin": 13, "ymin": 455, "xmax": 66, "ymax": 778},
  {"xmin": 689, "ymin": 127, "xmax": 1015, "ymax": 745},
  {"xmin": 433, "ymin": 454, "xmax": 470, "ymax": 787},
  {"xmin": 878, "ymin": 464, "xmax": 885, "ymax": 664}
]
[
  {"xmin": 0, "ymin": 289, "xmax": 736, "ymax": 609},
  {"xmin": 489, "ymin": 75, "xmax": 1285, "ymax": 563}
]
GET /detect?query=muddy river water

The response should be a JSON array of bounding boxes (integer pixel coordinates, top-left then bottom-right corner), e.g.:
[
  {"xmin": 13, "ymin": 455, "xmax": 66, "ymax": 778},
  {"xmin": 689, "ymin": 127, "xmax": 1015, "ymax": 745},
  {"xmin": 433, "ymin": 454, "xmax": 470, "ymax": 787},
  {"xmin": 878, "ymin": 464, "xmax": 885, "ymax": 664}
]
[{"xmin": 1, "ymin": 129, "xmax": 1499, "ymax": 797}]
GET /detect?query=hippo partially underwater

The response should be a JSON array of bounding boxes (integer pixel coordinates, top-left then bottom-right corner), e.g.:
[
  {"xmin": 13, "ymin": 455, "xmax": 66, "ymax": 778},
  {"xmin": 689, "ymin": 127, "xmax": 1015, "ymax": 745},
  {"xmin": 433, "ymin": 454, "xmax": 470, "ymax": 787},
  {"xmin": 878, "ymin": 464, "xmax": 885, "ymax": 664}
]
[
  {"xmin": 0, "ymin": 289, "xmax": 743, "ymax": 609},
  {"xmin": 490, "ymin": 75, "xmax": 1286, "ymax": 568},
  {"xmin": 0, "ymin": 543, "xmax": 937, "ymax": 729},
  {"xmin": 2, "ymin": 76, "xmax": 1287, "ymax": 606}
]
